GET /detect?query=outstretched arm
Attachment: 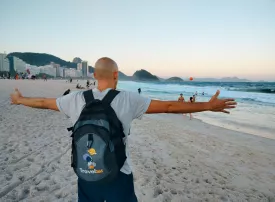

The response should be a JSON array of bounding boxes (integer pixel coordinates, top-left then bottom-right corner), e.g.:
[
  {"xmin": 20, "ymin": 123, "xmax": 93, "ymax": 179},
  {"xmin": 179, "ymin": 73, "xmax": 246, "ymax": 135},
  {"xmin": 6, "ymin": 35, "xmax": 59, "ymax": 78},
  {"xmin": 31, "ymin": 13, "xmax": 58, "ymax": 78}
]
[
  {"xmin": 146, "ymin": 90, "xmax": 236, "ymax": 114},
  {"xmin": 10, "ymin": 89, "xmax": 59, "ymax": 111}
]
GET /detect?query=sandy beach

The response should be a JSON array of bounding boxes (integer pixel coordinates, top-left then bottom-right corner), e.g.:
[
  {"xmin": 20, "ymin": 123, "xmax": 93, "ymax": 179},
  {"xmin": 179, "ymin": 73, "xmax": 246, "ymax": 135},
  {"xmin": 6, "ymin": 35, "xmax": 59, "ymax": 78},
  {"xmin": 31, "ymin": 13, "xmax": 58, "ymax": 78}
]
[{"xmin": 0, "ymin": 79, "xmax": 275, "ymax": 202}]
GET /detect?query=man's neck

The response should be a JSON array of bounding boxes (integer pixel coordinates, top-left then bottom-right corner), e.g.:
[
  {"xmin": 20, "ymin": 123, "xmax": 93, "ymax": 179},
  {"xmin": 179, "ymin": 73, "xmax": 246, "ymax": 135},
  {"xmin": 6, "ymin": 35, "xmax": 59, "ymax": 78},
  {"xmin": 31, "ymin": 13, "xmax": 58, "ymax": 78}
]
[{"xmin": 97, "ymin": 81, "xmax": 115, "ymax": 92}]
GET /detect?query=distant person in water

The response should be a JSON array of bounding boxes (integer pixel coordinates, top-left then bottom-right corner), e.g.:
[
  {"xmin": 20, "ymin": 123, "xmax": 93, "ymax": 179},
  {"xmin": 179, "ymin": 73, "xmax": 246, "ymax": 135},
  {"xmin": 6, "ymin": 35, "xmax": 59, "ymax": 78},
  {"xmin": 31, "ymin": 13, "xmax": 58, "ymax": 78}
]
[
  {"xmin": 178, "ymin": 93, "xmax": 185, "ymax": 102},
  {"xmin": 202, "ymin": 92, "xmax": 205, "ymax": 96},
  {"xmin": 138, "ymin": 88, "xmax": 141, "ymax": 94}
]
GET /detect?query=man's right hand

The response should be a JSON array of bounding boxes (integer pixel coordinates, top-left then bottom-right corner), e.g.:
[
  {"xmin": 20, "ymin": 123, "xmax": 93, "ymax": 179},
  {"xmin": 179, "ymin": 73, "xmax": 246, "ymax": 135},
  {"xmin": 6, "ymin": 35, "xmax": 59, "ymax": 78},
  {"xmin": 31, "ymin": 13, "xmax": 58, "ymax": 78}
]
[{"xmin": 208, "ymin": 90, "xmax": 237, "ymax": 113}]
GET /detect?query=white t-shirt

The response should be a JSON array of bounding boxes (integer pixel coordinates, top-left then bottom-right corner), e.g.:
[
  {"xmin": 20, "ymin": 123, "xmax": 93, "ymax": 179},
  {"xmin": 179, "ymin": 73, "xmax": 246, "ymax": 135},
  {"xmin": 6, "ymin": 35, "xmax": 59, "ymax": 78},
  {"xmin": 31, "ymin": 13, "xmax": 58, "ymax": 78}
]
[{"xmin": 56, "ymin": 88, "xmax": 151, "ymax": 174}]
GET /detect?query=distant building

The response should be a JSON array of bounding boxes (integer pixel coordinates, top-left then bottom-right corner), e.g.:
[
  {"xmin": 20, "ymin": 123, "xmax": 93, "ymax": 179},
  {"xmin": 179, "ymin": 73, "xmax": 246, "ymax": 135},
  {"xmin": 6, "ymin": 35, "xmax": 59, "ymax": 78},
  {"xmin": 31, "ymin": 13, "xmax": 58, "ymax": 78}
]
[
  {"xmin": 77, "ymin": 63, "xmax": 82, "ymax": 70},
  {"xmin": 81, "ymin": 61, "xmax": 88, "ymax": 77},
  {"xmin": 12, "ymin": 57, "xmax": 27, "ymax": 73},
  {"xmin": 26, "ymin": 64, "xmax": 40, "ymax": 75},
  {"xmin": 39, "ymin": 64, "xmax": 56, "ymax": 77},
  {"xmin": 59, "ymin": 67, "xmax": 65, "ymax": 77},
  {"xmin": 52, "ymin": 63, "xmax": 61, "ymax": 77},
  {"xmin": 64, "ymin": 68, "xmax": 82, "ymax": 78},
  {"xmin": 0, "ymin": 53, "xmax": 10, "ymax": 72}
]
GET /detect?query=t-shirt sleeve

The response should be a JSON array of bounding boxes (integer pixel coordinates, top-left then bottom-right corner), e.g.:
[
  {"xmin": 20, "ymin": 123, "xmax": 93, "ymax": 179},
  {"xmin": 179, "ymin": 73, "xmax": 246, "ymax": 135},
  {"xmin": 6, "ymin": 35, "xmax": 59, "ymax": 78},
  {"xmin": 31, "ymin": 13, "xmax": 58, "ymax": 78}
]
[
  {"xmin": 127, "ymin": 92, "xmax": 151, "ymax": 120},
  {"xmin": 56, "ymin": 92, "xmax": 83, "ymax": 118}
]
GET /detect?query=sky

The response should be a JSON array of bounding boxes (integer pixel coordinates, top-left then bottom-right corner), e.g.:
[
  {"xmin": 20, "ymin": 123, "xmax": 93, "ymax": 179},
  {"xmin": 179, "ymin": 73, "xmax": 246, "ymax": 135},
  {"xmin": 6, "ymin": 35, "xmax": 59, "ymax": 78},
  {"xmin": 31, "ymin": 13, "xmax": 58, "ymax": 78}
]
[{"xmin": 0, "ymin": 0, "xmax": 275, "ymax": 81}]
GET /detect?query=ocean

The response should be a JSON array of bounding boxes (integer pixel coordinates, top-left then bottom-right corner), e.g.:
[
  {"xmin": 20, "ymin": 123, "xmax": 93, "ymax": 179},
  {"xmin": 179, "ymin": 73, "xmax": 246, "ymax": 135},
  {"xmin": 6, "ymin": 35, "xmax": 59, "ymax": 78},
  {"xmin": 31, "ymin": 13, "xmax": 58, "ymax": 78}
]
[{"xmin": 117, "ymin": 81, "xmax": 275, "ymax": 139}]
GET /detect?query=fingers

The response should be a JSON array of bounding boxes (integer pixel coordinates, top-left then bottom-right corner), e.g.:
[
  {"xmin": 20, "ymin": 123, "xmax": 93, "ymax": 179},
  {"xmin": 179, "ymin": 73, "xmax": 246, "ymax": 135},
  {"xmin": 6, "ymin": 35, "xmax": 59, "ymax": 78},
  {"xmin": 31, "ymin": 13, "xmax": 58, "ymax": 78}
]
[
  {"xmin": 213, "ymin": 90, "xmax": 220, "ymax": 98},
  {"xmin": 224, "ymin": 98, "xmax": 235, "ymax": 102},
  {"xmin": 225, "ymin": 106, "xmax": 236, "ymax": 109},
  {"xmin": 209, "ymin": 90, "xmax": 220, "ymax": 101},
  {"xmin": 225, "ymin": 101, "xmax": 237, "ymax": 105}
]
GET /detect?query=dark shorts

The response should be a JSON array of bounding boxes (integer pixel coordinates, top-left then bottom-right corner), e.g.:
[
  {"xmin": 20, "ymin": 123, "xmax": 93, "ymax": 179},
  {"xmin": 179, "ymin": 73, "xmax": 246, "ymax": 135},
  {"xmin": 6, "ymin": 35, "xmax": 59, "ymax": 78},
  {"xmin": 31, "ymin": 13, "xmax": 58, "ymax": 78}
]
[{"xmin": 78, "ymin": 172, "xmax": 138, "ymax": 202}]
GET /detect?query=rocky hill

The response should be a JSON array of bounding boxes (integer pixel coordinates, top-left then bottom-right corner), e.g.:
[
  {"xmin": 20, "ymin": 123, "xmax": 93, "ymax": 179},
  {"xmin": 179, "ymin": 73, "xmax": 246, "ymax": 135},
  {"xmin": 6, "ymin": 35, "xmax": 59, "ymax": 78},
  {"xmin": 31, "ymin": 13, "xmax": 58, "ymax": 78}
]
[
  {"xmin": 133, "ymin": 69, "xmax": 159, "ymax": 81},
  {"xmin": 7, "ymin": 52, "xmax": 77, "ymax": 68},
  {"xmin": 166, "ymin": 77, "xmax": 183, "ymax": 82}
]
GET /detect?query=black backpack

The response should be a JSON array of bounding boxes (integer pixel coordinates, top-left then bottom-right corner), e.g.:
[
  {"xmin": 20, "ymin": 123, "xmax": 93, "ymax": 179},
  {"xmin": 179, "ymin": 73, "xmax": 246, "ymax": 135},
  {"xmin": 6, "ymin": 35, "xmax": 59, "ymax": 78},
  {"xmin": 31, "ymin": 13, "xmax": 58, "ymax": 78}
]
[{"xmin": 67, "ymin": 89, "xmax": 127, "ymax": 184}]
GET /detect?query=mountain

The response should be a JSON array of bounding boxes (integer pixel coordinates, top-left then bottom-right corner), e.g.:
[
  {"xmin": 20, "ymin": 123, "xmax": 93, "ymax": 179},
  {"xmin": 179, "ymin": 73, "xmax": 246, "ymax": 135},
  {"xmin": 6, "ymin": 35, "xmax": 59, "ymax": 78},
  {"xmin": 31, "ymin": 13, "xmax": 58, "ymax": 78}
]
[
  {"xmin": 193, "ymin": 77, "xmax": 250, "ymax": 82},
  {"xmin": 72, "ymin": 57, "xmax": 82, "ymax": 63},
  {"xmin": 166, "ymin": 77, "xmax": 183, "ymax": 82},
  {"xmin": 157, "ymin": 76, "xmax": 165, "ymax": 82},
  {"xmin": 119, "ymin": 71, "xmax": 131, "ymax": 80},
  {"xmin": 133, "ymin": 69, "xmax": 159, "ymax": 81},
  {"xmin": 7, "ymin": 52, "xmax": 77, "ymax": 68},
  {"xmin": 220, "ymin": 77, "xmax": 250, "ymax": 82}
]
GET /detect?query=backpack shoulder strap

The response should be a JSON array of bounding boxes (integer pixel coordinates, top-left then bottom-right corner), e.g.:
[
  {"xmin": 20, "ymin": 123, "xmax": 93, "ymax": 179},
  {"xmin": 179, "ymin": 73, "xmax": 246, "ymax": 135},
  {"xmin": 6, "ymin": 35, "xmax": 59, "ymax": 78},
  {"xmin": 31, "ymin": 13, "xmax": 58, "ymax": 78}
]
[
  {"xmin": 102, "ymin": 89, "xmax": 120, "ymax": 105},
  {"xmin": 83, "ymin": 90, "xmax": 94, "ymax": 104}
]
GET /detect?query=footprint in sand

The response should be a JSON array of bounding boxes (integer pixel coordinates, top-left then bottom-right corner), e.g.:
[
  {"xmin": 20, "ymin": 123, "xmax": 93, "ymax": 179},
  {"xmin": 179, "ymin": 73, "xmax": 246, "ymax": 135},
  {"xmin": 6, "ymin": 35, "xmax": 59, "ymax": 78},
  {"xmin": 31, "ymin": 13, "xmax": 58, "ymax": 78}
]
[
  {"xmin": 5, "ymin": 172, "xmax": 13, "ymax": 181},
  {"xmin": 153, "ymin": 187, "xmax": 163, "ymax": 198},
  {"xmin": 27, "ymin": 157, "xmax": 34, "ymax": 162},
  {"xmin": 141, "ymin": 178, "xmax": 150, "ymax": 186},
  {"xmin": 170, "ymin": 189, "xmax": 177, "ymax": 195},
  {"xmin": 18, "ymin": 175, "xmax": 25, "ymax": 181},
  {"xmin": 18, "ymin": 186, "xmax": 30, "ymax": 200}
]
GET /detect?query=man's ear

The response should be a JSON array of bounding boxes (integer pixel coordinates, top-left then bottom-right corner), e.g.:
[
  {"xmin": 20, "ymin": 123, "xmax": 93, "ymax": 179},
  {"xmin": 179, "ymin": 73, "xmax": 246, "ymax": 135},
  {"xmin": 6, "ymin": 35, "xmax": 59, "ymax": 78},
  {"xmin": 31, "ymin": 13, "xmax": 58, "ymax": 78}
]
[
  {"xmin": 94, "ymin": 72, "xmax": 97, "ymax": 79},
  {"xmin": 114, "ymin": 71, "xmax": 118, "ymax": 80}
]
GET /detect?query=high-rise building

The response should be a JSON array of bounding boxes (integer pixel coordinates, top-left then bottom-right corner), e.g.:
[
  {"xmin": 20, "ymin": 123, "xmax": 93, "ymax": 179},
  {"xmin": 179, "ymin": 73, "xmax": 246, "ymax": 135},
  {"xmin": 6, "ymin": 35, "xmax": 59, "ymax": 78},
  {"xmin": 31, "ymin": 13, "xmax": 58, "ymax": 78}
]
[
  {"xmin": 59, "ymin": 67, "xmax": 65, "ymax": 77},
  {"xmin": 13, "ymin": 57, "xmax": 27, "ymax": 73},
  {"xmin": 81, "ymin": 61, "xmax": 88, "ymax": 77},
  {"xmin": 63, "ymin": 68, "xmax": 82, "ymax": 78},
  {"xmin": 39, "ymin": 65, "xmax": 56, "ymax": 77},
  {"xmin": 26, "ymin": 64, "xmax": 40, "ymax": 75},
  {"xmin": 0, "ymin": 53, "xmax": 10, "ymax": 72},
  {"xmin": 77, "ymin": 63, "xmax": 82, "ymax": 70},
  {"xmin": 52, "ymin": 63, "xmax": 61, "ymax": 77}
]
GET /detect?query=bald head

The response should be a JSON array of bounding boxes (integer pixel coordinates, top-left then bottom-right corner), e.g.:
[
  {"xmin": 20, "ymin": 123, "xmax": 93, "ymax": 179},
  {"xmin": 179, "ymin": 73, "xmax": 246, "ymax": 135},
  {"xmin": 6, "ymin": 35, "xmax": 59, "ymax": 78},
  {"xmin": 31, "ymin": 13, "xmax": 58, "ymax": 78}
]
[
  {"xmin": 94, "ymin": 57, "xmax": 119, "ymax": 89},
  {"xmin": 94, "ymin": 57, "xmax": 118, "ymax": 77}
]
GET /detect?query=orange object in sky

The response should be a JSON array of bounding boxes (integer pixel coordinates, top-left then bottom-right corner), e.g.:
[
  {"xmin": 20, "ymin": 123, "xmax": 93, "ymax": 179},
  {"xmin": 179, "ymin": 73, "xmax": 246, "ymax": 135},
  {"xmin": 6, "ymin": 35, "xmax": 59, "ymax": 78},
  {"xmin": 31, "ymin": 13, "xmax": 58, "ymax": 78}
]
[{"xmin": 189, "ymin": 77, "xmax": 193, "ymax": 81}]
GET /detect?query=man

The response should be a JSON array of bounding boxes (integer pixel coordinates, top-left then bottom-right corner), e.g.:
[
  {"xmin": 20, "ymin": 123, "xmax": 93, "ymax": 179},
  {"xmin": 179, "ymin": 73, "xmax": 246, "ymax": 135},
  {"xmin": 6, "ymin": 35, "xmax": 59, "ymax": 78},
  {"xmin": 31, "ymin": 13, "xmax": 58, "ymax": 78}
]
[
  {"xmin": 178, "ymin": 93, "xmax": 185, "ymax": 102},
  {"xmin": 10, "ymin": 57, "xmax": 236, "ymax": 202},
  {"xmin": 138, "ymin": 88, "xmax": 141, "ymax": 94}
]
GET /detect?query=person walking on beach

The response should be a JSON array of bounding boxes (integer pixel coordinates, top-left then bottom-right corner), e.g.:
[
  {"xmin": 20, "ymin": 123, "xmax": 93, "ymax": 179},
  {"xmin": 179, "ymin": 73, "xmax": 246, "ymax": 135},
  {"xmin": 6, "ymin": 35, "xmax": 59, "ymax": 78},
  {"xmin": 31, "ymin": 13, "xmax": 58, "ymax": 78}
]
[
  {"xmin": 86, "ymin": 80, "xmax": 90, "ymax": 88},
  {"xmin": 189, "ymin": 96, "xmax": 195, "ymax": 120},
  {"xmin": 138, "ymin": 88, "xmax": 141, "ymax": 94},
  {"xmin": 10, "ymin": 57, "xmax": 236, "ymax": 202}
]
